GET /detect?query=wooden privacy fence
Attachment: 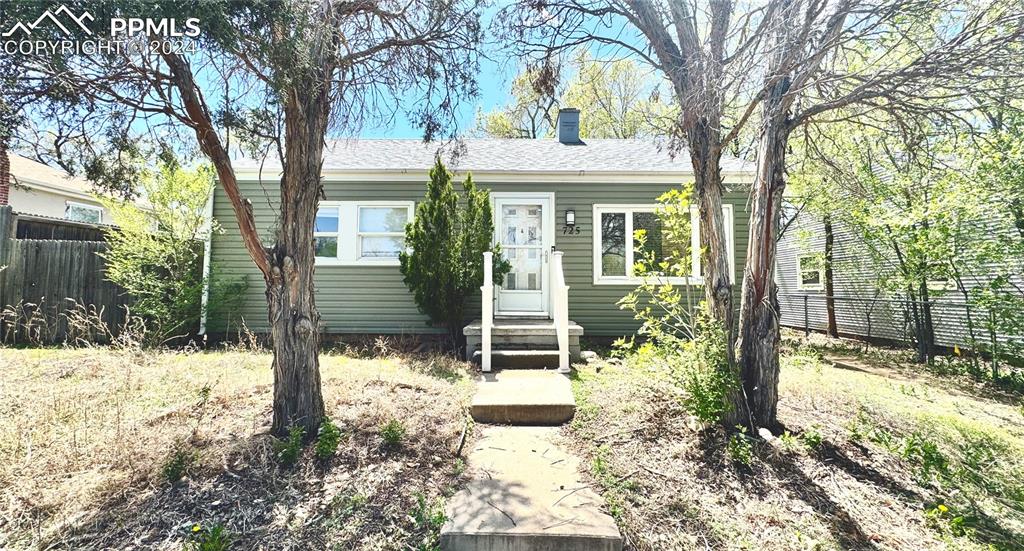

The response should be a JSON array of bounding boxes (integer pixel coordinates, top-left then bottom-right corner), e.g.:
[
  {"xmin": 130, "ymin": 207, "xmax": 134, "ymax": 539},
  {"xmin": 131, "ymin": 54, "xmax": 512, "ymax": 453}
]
[{"xmin": 0, "ymin": 206, "xmax": 132, "ymax": 344}]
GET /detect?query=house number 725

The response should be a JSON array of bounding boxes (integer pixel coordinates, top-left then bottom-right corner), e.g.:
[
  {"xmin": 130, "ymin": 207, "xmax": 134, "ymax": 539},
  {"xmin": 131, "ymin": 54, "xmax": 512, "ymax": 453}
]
[{"xmin": 562, "ymin": 226, "xmax": 581, "ymax": 235}]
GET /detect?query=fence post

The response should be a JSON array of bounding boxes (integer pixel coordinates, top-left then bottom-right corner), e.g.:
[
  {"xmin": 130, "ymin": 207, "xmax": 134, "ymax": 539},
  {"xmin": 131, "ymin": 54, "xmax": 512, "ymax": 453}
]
[
  {"xmin": 0, "ymin": 205, "xmax": 12, "ymax": 307},
  {"xmin": 803, "ymin": 295, "xmax": 809, "ymax": 336}
]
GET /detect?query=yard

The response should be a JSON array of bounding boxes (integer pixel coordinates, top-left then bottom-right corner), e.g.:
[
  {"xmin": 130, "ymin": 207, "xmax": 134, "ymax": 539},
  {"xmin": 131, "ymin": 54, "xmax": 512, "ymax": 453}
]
[
  {"xmin": 569, "ymin": 331, "xmax": 1024, "ymax": 550},
  {"xmin": 1, "ymin": 335, "xmax": 1022, "ymax": 550},
  {"xmin": 0, "ymin": 344, "xmax": 474, "ymax": 550}
]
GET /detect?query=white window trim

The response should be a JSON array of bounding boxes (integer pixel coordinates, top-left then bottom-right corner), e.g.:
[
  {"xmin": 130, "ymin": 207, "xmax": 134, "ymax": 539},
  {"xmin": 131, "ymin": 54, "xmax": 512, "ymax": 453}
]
[
  {"xmin": 65, "ymin": 200, "xmax": 103, "ymax": 223},
  {"xmin": 796, "ymin": 253, "xmax": 825, "ymax": 291},
  {"xmin": 315, "ymin": 200, "xmax": 414, "ymax": 266},
  {"xmin": 592, "ymin": 203, "xmax": 735, "ymax": 286},
  {"xmin": 926, "ymin": 278, "xmax": 954, "ymax": 292}
]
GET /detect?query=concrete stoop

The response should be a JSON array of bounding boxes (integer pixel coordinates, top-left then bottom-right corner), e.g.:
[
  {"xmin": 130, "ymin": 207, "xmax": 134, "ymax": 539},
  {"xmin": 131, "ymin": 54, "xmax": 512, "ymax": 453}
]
[
  {"xmin": 463, "ymin": 318, "xmax": 583, "ymax": 360},
  {"xmin": 470, "ymin": 371, "xmax": 576, "ymax": 425},
  {"xmin": 470, "ymin": 349, "xmax": 562, "ymax": 370},
  {"xmin": 441, "ymin": 426, "xmax": 623, "ymax": 551}
]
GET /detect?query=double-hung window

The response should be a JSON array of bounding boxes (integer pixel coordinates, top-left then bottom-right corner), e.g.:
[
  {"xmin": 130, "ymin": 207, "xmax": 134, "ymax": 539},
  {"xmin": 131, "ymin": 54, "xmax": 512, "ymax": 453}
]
[
  {"xmin": 314, "ymin": 201, "xmax": 414, "ymax": 265},
  {"xmin": 593, "ymin": 204, "xmax": 734, "ymax": 285},
  {"xmin": 796, "ymin": 254, "xmax": 825, "ymax": 291}
]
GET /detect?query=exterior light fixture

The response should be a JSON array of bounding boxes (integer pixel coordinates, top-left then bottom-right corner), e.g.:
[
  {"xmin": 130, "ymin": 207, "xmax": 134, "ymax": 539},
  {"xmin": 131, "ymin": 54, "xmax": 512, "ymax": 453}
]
[{"xmin": 565, "ymin": 209, "xmax": 576, "ymax": 226}]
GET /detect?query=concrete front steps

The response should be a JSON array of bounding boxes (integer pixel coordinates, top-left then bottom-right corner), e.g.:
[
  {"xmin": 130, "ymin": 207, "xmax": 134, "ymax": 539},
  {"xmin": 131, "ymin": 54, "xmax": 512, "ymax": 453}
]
[
  {"xmin": 470, "ymin": 370, "xmax": 576, "ymax": 425},
  {"xmin": 440, "ymin": 426, "xmax": 622, "ymax": 551},
  {"xmin": 464, "ymin": 318, "xmax": 584, "ymax": 369}
]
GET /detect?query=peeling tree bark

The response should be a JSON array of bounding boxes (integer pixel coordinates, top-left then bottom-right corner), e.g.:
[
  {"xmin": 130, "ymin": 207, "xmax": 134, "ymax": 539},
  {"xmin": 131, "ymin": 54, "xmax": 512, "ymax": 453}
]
[
  {"xmin": 688, "ymin": 122, "xmax": 735, "ymax": 362},
  {"xmin": 730, "ymin": 73, "xmax": 793, "ymax": 430}
]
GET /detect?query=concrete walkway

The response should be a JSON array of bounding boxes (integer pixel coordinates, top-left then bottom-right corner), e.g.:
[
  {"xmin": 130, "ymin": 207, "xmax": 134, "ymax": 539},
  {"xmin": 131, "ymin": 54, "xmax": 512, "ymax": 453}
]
[{"xmin": 441, "ymin": 371, "xmax": 623, "ymax": 551}]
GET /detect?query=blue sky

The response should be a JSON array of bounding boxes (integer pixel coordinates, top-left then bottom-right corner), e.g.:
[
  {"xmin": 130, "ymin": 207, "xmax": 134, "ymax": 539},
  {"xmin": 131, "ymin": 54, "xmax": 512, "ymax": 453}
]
[{"xmin": 357, "ymin": 51, "xmax": 518, "ymax": 139}]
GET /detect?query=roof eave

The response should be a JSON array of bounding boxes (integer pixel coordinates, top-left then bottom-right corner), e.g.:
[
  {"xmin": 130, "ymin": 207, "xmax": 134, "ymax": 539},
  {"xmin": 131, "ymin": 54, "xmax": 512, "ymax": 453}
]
[{"xmin": 234, "ymin": 167, "xmax": 755, "ymax": 183}]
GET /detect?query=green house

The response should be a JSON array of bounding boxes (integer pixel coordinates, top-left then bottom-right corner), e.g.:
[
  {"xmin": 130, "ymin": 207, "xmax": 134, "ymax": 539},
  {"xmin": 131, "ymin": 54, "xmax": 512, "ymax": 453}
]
[{"xmin": 204, "ymin": 110, "xmax": 753, "ymax": 361}]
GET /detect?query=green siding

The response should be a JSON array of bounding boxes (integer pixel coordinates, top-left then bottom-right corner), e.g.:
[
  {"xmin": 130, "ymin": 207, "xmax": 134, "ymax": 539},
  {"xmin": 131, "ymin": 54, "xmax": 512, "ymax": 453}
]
[{"xmin": 209, "ymin": 177, "xmax": 750, "ymax": 337}]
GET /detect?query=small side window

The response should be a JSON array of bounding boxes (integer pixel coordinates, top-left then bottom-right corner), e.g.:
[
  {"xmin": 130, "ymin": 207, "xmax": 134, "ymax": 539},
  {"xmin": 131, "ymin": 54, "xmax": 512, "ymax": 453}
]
[
  {"xmin": 65, "ymin": 202, "xmax": 102, "ymax": 224},
  {"xmin": 797, "ymin": 254, "xmax": 825, "ymax": 291}
]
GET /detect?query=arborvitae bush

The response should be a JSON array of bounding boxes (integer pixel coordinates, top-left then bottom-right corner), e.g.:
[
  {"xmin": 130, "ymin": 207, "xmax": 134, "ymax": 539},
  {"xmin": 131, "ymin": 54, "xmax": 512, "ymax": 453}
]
[{"xmin": 399, "ymin": 157, "xmax": 508, "ymax": 349}]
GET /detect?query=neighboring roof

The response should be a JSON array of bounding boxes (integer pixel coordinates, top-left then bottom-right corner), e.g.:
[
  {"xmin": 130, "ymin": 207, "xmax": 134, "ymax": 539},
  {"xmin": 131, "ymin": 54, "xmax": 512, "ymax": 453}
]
[
  {"xmin": 9, "ymin": 154, "xmax": 96, "ymax": 199},
  {"xmin": 13, "ymin": 211, "xmax": 117, "ymax": 229},
  {"xmin": 234, "ymin": 138, "xmax": 754, "ymax": 175}
]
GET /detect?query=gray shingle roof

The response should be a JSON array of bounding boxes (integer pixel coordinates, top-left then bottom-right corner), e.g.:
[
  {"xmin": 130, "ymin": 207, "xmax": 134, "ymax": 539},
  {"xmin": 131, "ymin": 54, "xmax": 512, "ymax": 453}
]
[{"xmin": 234, "ymin": 138, "xmax": 754, "ymax": 174}]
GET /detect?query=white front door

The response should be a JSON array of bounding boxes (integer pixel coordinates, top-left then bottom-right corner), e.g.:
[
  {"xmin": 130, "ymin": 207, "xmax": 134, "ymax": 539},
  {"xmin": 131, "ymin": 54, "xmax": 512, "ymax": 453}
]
[{"xmin": 493, "ymin": 193, "xmax": 554, "ymax": 316}]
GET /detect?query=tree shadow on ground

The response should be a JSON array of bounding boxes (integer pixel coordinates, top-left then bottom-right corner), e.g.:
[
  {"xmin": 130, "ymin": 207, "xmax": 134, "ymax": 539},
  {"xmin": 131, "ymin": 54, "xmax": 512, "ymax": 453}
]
[
  {"xmin": 760, "ymin": 448, "xmax": 875, "ymax": 549},
  {"xmin": 814, "ymin": 440, "xmax": 926, "ymax": 504},
  {"xmin": 33, "ymin": 419, "xmax": 465, "ymax": 551}
]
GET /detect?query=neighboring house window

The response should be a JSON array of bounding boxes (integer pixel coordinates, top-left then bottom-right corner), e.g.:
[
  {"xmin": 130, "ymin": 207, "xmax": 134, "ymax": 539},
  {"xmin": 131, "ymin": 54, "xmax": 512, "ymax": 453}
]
[
  {"xmin": 65, "ymin": 201, "xmax": 102, "ymax": 224},
  {"xmin": 314, "ymin": 201, "xmax": 414, "ymax": 265},
  {"xmin": 592, "ymin": 204, "xmax": 734, "ymax": 285},
  {"xmin": 797, "ymin": 254, "xmax": 825, "ymax": 291},
  {"xmin": 926, "ymin": 278, "xmax": 954, "ymax": 292}
]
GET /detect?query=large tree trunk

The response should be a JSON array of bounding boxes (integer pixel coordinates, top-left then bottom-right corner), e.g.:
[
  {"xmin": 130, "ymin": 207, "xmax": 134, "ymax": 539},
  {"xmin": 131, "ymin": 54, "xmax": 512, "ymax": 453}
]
[
  {"xmin": 824, "ymin": 214, "xmax": 838, "ymax": 337},
  {"xmin": 729, "ymin": 86, "xmax": 792, "ymax": 430},
  {"xmin": 688, "ymin": 121, "xmax": 735, "ymax": 360},
  {"xmin": 267, "ymin": 73, "xmax": 332, "ymax": 437}
]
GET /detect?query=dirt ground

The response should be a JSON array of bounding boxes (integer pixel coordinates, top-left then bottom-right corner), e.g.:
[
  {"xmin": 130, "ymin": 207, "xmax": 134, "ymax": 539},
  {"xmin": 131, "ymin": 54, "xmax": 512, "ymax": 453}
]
[
  {"xmin": 567, "ymin": 331, "xmax": 1024, "ymax": 551},
  {"xmin": 0, "ymin": 346, "xmax": 475, "ymax": 550}
]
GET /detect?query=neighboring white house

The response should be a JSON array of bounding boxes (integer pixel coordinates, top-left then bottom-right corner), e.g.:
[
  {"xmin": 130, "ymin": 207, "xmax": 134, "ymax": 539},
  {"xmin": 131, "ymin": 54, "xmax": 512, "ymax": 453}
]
[{"xmin": 4, "ymin": 154, "xmax": 110, "ymax": 224}]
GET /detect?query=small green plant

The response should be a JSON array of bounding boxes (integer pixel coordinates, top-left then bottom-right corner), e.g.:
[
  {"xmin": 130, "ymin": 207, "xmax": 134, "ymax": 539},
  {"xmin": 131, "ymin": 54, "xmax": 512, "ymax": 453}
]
[
  {"xmin": 330, "ymin": 491, "xmax": 368, "ymax": 520},
  {"xmin": 274, "ymin": 425, "xmax": 305, "ymax": 466},
  {"xmin": 185, "ymin": 523, "xmax": 233, "ymax": 551},
  {"xmin": 801, "ymin": 425, "xmax": 823, "ymax": 450},
  {"xmin": 162, "ymin": 444, "xmax": 199, "ymax": 484},
  {"xmin": 845, "ymin": 410, "xmax": 871, "ymax": 443},
  {"xmin": 902, "ymin": 432, "xmax": 949, "ymax": 483},
  {"xmin": 589, "ymin": 445, "xmax": 634, "ymax": 521},
  {"xmin": 314, "ymin": 417, "xmax": 342, "ymax": 460},
  {"xmin": 380, "ymin": 418, "xmax": 407, "ymax": 449},
  {"xmin": 727, "ymin": 427, "xmax": 754, "ymax": 466},
  {"xmin": 452, "ymin": 457, "xmax": 466, "ymax": 477},
  {"xmin": 410, "ymin": 492, "xmax": 447, "ymax": 551},
  {"xmin": 868, "ymin": 425, "xmax": 897, "ymax": 452},
  {"xmin": 779, "ymin": 431, "xmax": 803, "ymax": 453},
  {"xmin": 925, "ymin": 502, "xmax": 975, "ymax": 539}
]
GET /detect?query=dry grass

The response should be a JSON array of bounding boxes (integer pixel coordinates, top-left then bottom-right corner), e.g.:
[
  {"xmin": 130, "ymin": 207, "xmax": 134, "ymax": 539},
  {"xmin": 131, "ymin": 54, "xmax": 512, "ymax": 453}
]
[
  {"xmin": 567, "ymin": 332, "xmax": 1024, "ymax": 550},
  {"xmin": 0, "ymin": 346, "xmax": 475, "ymax": 550}
]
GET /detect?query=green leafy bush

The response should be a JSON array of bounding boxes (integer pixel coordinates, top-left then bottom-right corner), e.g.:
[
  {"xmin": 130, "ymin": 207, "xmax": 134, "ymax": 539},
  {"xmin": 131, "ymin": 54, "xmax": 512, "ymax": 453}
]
[
  {"xmin": 380, "ymin": 418, "xmax": 406, "ymax": 449},
  {"xmin": 617, "ymin": 186, "xmax": 737, "ymax": 425},
  {"xmin": 101, "ymin": 162, "xmax": 215, "ymax": 346},
  {"xmin": 274, "ymin": 425, "xmax": 305, "ymax": 466},
  {"xmin": 314, "ymin": 417, "xmax": 342, "ymax": 460},
  {"xmin": 399, "ymin": 158, "xmax": 509, "ymax": 348}
]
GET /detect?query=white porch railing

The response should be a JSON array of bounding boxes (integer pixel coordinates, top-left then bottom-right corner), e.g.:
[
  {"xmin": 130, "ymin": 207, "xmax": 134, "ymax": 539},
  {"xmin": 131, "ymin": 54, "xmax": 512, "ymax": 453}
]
[
  {"xmin": 551, "ymin": 251, "xmax": 571, "ymax": 373},
  {"xmin": 481, "ymin": 251, "xmax": 493, "ymax": 372}
]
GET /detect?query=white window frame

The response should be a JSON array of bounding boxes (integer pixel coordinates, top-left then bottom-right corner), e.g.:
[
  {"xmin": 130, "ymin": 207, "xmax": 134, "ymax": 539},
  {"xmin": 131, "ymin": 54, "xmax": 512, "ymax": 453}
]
[
  {"xmin": 926, "ymin": 278, "xmax": 954, "ymax": 292},
  {"xmin": 314, "ymin": 200, "xmax": 414, "ymax": 266},
  {"xmin": 65, "ymin": 201, "xmax": 102, "ymax": 224},
  {"xmin": 592, "ymin": 203, "xmax": 734, "ymax": 286},
  {"xmin": 796, "ymin": 253, "xmax": 825, "ymax": 291}
]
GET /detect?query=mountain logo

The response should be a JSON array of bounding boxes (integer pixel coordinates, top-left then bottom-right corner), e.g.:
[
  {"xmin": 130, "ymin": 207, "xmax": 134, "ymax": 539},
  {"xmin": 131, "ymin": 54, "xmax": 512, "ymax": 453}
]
[{"xmin": 2, "ymin": 5, "xmax": 94, "ymax": 37}]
